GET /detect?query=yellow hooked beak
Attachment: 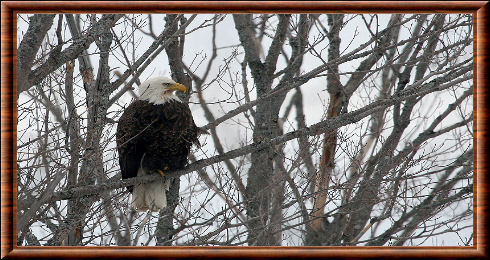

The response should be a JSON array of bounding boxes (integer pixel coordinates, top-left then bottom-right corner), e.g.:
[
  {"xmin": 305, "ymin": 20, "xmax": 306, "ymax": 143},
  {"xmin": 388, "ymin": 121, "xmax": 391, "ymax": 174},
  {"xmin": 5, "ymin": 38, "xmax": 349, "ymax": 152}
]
[{"xmin": 167, "ymin": 83, "xmax": 187, "ymax": 93}]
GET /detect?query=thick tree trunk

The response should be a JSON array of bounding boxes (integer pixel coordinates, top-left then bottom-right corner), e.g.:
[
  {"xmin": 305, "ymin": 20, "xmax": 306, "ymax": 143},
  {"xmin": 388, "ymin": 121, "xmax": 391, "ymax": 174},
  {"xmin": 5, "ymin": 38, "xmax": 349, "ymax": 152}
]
[
  {"xmin": 154, "ymin": 14, "xmax": 191, "ymax": 245},
  {"xmin": 306, "ymin": 14, "xmax": 344, "ymax": 246},
  {"xmin": 233, "ymin": 14, "xmax": 291, "ymax": 245}
]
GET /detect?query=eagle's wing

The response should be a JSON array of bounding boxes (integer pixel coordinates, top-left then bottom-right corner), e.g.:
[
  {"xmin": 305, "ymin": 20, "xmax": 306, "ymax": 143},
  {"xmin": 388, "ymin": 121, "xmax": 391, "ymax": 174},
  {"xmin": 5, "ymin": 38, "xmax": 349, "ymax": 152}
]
[
  {"xmin": 177, "ymin": 103, "xmax": 203, "ymax": 148},
  {"xmin": 116, "ymin": 101, "xmax": 150, "ymax": 191}
]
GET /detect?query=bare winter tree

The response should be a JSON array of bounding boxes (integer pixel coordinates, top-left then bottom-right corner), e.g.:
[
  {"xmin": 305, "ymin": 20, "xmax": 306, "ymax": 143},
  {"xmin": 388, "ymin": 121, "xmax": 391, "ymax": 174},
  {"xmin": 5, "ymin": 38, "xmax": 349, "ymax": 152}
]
[{"xmin": 16, "ymin": 13, "xmax": 473, "ymax": 246}]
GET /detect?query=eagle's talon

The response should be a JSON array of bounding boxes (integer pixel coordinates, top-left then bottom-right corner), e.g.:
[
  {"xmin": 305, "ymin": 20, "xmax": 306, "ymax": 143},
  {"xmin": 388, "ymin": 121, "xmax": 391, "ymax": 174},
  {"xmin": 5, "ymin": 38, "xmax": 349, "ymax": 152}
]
[{"xmin": 156, "ymin": 169, "xmax": 165, "ymax": 177}]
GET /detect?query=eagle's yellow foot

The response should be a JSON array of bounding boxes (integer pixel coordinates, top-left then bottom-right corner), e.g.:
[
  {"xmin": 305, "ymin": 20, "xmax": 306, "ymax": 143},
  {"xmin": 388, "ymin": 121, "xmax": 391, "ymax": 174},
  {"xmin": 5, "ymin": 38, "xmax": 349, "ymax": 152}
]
[
  {"xmin": 163, "ymin": 165, "xmax": 169, "ymax": 170},
  {"xmin": 156, "ymin": 169, "xmax": 165, "ymax": 177}
]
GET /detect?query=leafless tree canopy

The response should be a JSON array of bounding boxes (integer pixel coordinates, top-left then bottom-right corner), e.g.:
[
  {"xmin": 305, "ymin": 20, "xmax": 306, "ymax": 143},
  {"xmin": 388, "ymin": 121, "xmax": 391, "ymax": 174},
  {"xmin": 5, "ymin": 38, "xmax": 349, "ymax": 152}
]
[{"xmin": 16, "ymin": 13, "xmax": 473, "ymax": 246}]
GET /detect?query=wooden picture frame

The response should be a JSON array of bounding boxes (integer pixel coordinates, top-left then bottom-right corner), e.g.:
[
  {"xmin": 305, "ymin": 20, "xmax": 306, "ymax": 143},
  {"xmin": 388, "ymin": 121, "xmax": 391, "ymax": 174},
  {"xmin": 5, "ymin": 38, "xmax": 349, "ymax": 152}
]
[{"xmin": 1, "ymin": 1, "xmax": 488, "ymax": 258}]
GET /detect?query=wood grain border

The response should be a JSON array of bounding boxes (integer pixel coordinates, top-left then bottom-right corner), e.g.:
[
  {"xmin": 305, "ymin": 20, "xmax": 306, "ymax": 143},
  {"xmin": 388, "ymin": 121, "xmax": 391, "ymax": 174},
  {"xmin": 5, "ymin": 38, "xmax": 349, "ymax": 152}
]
[{"xmin": 1, "ymin": 1, "xmax": 488, "ymax": 259}]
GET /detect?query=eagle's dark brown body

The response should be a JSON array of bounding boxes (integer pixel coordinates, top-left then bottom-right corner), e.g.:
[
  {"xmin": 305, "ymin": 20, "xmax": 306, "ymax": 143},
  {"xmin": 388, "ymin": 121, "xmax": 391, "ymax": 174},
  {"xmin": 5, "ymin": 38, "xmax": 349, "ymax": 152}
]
[{"xmin": 116, "ymin": 99, "xmax": 199, "ymax": 192}]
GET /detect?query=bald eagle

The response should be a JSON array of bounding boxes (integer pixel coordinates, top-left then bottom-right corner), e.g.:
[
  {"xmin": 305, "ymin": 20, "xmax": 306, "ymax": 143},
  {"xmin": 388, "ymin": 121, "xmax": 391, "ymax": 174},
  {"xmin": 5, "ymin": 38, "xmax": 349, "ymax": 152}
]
[{"xmin": 116, "ymin": 77, "xmax": 200, "ymax": 212}]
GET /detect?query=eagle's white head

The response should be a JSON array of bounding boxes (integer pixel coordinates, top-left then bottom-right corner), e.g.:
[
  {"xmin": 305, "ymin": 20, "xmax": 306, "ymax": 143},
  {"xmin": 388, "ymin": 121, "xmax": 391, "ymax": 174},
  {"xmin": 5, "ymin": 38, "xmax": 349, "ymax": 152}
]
[{"xmin": 138, "ymin": 76, "xmax": 187, "ymax": 105}]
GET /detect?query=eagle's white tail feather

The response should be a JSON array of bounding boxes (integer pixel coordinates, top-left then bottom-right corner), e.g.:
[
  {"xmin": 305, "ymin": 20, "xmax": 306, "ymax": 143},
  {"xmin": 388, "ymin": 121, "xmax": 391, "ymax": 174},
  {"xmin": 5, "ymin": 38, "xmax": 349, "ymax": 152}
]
[{"xmin": 131, "ymin": 168, "xmax": 171, "ymax": 212}]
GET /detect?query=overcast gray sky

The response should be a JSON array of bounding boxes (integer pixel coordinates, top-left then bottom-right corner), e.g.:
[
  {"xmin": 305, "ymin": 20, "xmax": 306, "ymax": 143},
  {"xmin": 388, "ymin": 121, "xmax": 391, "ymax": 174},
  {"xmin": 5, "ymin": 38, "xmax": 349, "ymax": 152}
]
[{"xmin": 16, "ymin": 13, "xmax": 473, "ymax": 246}]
